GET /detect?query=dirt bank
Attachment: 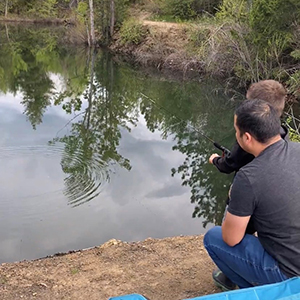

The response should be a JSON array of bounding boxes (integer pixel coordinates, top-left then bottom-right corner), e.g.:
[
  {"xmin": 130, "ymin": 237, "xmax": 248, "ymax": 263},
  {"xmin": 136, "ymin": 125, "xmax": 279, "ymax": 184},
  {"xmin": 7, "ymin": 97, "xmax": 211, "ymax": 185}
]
[
  {"xmin": 0, "ymin": 235, "xmax": 220, "ymax": 300},
  {"xmin": 109, "ymin": 13, "xmax": 203, "ymax": 78}
]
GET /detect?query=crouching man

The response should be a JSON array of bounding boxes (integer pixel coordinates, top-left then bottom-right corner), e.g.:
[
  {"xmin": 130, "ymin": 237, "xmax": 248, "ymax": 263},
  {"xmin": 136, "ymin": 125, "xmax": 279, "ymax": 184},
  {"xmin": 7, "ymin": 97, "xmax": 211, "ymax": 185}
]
[{"xmin": 204, "ymin": 99, "xmax": 300, "ymax": 290}]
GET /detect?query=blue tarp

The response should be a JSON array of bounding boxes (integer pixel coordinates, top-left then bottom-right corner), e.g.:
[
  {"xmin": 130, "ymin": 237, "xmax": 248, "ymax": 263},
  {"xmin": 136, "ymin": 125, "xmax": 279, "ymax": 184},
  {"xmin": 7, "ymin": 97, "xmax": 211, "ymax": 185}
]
[
  {"xmin": 109, "ymin": 294, "xmax": 148, "ymax": 300},
  {"xmin": 109, "ymin": 277, "xmax": 300, "ymax": 300},
  {"xmin": 184, "ymin": 277, "xmax": 300, "ymax": 300}
]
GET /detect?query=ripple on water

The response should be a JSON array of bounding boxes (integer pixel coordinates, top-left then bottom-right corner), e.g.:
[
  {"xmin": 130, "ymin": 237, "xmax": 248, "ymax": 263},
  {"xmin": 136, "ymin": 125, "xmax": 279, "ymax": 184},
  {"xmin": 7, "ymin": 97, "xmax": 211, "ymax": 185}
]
[
  {"xmin": 0, "ymin": 144, "xmax": 110, "ymax": 209},
  {"xmin": 61, "ymin": 149, "xmax": 110, "ymax": 207}
]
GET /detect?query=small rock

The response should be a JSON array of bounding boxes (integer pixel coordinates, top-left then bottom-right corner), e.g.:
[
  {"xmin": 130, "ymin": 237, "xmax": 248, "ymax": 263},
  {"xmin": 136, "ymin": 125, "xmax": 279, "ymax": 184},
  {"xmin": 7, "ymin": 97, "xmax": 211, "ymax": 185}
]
[{"xmin": 101, "ymin": 239, "xmax": 122, "ymax": 248}]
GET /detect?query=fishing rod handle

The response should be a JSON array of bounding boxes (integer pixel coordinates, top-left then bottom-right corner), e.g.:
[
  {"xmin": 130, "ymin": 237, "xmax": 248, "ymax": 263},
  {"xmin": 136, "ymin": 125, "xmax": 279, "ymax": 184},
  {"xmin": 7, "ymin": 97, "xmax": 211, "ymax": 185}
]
[{"xmin": 213, "ymin": 142, "xmax": 231, "ymax": 157}]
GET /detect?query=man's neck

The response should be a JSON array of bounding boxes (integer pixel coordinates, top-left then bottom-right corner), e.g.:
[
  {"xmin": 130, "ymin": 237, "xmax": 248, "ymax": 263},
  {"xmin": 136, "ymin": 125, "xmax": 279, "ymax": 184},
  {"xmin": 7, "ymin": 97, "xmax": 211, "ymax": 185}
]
[{"xmin": 253, "ymin": 135, "xmax": 282, "ymax": 157}]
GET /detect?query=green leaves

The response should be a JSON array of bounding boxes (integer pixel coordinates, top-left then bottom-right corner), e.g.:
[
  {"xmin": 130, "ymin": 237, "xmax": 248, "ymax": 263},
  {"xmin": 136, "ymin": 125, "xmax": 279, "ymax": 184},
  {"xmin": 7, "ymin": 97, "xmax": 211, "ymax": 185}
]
[
  {"xmin": 119, "ymin": 18, "xmax": 147, "ymax": 45},
  {"xmin": 249, "ymin": 0, "xmax": 298, "ymax": 49},
  {"xmin": 11, "ymin": 51, "xmax": 28, "ymax": 76},
  {"xmin": 216, "ymin": 0, "xmax": 249, "ymax": 23},
  {"xmin": 291, "ymin": 50, "xmax": 300, "ymax": 61}
]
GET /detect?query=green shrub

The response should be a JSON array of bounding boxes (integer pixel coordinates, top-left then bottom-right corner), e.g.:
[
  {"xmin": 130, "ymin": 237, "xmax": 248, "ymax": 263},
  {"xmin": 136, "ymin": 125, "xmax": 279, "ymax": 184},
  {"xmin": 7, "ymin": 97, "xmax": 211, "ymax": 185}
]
[
  {"xmin": 249, "ymin": 0, "xmax": 299, "ymax": 50},
  {"xmin": 115, "ymin": 0, "xmax": 131, "ymax": 28},
  {"xmin": 76, "ymin": 1, "xmax": 88, "ymax": 24},
  {"xmin": 162, "ymin": 0, "xmax": 196, "ymax": 20},
  {"xmin": 285, "ymin": 70, "xmax": 300, "ymax": 99},
  {"xmin": 187, "ymin": 23, "xmax": 261, "ymax": 80},
  {"xmin": 119, "ymin": 18, "xmax": 147, "ymax": 45},
  {"xmin": 148, "ymin": 0, "xmax": 221, "ymax": 21},
  {"xmin": 192, "ymin": 0, "xmax": 222, "ymax": 15},
  {"xmin": 216, "ymin": 0, "xmax": 249, "ymax": 23},
  {"xmin": 290, "ymin": 50, "xmax": 300, "ymax": 61},
  {"xmin": 188, "ymin": 25, "xmax": 212, "ymax": 50},
  {"xmin": 28, "ymin": 0, "xmax": 58, "ymax": 18},
  {"xmin": 289, "ymin": 130, "xmax": 300, "ymax": 142},
  {"xmin": 286, "ymin": 116, "xmax": 300, "ymax": 142}
]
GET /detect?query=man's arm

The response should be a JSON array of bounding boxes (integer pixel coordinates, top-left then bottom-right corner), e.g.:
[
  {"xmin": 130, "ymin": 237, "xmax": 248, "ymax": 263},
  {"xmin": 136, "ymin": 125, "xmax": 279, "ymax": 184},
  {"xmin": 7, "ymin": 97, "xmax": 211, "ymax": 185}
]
[
  {"xmin": 222, "ymin": 212, "xmax": 250, "ymax": 246},
  {"xmin": 223, "ymin": 169, "xmax": 256, "ymax": 246},
  {"xmin": 209, "ymin": 141, "xmax": 254, "ymax": 174}
]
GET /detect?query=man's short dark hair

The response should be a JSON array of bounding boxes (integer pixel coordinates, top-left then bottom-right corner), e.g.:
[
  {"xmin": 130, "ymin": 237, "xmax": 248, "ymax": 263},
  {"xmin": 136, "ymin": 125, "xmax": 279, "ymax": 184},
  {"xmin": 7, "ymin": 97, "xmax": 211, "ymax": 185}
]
[{"xmin": 235, "ymin": 99, "xmax": 281, "ymax": 143}]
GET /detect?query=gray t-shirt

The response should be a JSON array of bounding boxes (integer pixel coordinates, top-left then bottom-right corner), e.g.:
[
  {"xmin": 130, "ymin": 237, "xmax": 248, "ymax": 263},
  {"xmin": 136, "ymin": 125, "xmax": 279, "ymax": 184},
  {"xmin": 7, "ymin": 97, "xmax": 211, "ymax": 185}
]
[{"xmin": 228, "ymin": 139, "xmax": 300, "ymax": 278}]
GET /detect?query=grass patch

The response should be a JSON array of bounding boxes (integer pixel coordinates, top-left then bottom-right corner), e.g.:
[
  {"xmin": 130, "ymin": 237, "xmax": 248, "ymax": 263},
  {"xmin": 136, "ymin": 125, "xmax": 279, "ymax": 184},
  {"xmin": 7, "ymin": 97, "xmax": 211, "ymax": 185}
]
[
  {"xmin": 119, "ymin": 18, "xmax": 148, "ymax": 45},
  {"xmin": 149, "ymin": 14, "xmax": 179, "ymax": 23},
  {"xmin": 70, "ymin": 268, "xmax": 80, "ymax": 275},
  {"xmin": 0, "ymin": 276, "xmax": 8, "ymax": 284}
]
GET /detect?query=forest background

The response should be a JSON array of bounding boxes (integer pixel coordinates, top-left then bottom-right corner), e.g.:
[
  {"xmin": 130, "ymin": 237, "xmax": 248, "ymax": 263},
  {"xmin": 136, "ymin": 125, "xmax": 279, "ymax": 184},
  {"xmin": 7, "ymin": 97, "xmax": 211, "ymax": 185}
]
[
  {"xmin": 0, "ymin": 4, "xmax": 299, "ymax": 298},
  {"xmin": 1, "ymin": 0, "xmax": 300, "ymax": 94},
  {"xmin": 1, "ymin": 0, "xmax": 300, "ymax": 109}
]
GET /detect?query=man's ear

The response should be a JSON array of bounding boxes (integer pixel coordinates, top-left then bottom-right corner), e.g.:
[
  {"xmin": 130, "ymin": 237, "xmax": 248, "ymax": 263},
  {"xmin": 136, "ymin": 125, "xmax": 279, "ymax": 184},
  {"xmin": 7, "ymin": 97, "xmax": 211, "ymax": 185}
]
[{"xmin": 244, "ymin": 132, "xmax": 252, "ymax": 144}]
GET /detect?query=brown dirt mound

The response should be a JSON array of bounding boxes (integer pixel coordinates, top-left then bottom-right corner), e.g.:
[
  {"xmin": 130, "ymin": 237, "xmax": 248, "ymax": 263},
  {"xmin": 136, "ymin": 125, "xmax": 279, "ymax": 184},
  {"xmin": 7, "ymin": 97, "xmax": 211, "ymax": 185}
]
[{"xmin": 0, "ymin": 235, "xmax": 220, "ymax": 300}]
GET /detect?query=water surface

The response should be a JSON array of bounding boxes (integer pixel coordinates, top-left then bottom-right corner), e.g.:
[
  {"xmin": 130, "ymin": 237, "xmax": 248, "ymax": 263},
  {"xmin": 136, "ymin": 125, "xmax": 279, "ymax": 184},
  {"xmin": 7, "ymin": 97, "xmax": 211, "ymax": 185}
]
[{"xmin": 0, "ymin": 24, "xmax": 236, "ymax": 263}]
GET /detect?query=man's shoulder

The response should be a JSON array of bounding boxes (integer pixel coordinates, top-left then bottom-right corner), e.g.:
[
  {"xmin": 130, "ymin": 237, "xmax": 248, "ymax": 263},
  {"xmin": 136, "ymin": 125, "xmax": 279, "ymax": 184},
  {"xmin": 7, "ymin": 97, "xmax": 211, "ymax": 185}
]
[
  {"xmin": 237, "ymin": 150, "xmax": 267, "ymax": 179},
  {"xmin": 289, "ymin": 140, "xmax": 300, "ymax": 147},
  {"xmin": 237, "ymin": 160, "xmax": 258, "ymax": 179},
  {"xmin": 240, "ymin": 140, "xmax": 300, "ymax": 174},
  {"xmin": 287, "ymin": 140, "xmax": 300, "ymax": 153},
  {"xmin": 278, "ymin": 139, "xmax": 300, "ymax": 153}
]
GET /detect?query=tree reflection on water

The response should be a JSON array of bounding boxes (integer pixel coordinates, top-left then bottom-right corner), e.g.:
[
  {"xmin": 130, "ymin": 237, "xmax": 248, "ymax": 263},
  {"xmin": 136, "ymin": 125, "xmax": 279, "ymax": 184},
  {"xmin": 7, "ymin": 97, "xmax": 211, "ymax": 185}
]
[{"xmin": 0, "ymin": 23, "xmax": 237, "ymax": 227}]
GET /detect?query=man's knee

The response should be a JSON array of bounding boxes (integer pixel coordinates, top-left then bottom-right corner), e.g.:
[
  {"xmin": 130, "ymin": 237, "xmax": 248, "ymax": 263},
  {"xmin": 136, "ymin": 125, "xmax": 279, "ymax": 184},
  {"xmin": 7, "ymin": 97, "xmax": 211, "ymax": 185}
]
[{"xmin": 204, "ymin": 226, "xmax": 222, "ymax": 250}]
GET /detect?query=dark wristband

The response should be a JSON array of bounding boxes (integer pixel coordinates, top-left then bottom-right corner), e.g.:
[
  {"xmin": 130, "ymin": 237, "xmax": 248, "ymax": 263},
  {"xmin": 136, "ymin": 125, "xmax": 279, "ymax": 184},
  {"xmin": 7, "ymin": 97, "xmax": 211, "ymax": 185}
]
[{"xmin": 212, "ymin": 157, "xmax": 219, "ymax": 165}]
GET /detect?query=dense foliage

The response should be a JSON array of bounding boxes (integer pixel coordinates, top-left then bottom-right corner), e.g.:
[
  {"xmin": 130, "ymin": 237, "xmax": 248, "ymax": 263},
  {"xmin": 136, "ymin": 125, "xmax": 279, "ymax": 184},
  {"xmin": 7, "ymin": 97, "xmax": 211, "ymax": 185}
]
[
  {"xmin": 144, "ymin": 0, "xmax": 221, "ymax": 21},
  {"xmin": 186, "ymin": 0, "xmax": 300, "ymax": 99},
  {"xmin": 1, "ymin": 0, "xmax": 300, "ymax": 97}
]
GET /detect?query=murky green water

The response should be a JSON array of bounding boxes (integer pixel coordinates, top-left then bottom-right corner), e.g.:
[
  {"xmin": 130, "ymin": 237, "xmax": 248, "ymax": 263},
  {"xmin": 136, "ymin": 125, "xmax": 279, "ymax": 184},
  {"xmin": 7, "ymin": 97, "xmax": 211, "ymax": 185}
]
[{"xmin": 0, "ymin": 24, "xmax": 237, "ymax": 263}]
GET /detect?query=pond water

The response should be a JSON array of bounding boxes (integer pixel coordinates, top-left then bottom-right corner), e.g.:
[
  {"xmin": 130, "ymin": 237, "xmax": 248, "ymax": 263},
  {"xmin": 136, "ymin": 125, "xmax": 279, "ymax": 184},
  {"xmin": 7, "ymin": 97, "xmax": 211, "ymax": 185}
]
[{"xmin": 0, "ymin": 24, "xmax": 237, "ymax": 263}]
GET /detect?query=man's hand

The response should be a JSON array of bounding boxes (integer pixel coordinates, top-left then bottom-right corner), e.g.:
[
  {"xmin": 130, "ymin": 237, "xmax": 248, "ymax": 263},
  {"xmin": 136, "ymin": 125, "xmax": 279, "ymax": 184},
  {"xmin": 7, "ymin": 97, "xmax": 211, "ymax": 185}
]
[{"xmin": 209, "ymin": 153, "xmax": 220, "ymax": 164}]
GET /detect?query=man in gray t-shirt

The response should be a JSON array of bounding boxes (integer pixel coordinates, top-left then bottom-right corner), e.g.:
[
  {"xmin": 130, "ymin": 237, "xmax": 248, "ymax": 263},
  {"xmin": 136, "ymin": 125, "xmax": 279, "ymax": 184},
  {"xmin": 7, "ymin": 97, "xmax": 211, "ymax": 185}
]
[
  {"xmin": 204, "ymin": 99, "xmax": 300, "ymax": 290},
  {"xmin": 229, "ymin": 139, "xmax": 300, "ymax": 278}
]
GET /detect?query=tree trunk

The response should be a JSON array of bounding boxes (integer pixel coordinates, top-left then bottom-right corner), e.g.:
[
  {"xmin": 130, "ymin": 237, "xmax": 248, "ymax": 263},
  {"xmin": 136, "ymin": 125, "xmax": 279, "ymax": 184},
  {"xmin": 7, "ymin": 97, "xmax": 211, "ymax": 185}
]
[
  {"xmin": 110, "ymin": 0, "xmax": 115, "ymax": 37},
  {"xmin": 84, "ymin": 47, "xmax": 95, "ymax": 130},
  {"xmin": 89, "ymin": 0, "xmax": 95, "ymax": 45},
  {"xmin": 5, "ymin": 0, "xmax": 8, "ymax": 18},
  {"xmin": 86, "ymin": 23, "xmax": 91, "ymax": 47},
  {"xmin": 5, "ymin": 24, "xmax": 10, "ymax": 42}
]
